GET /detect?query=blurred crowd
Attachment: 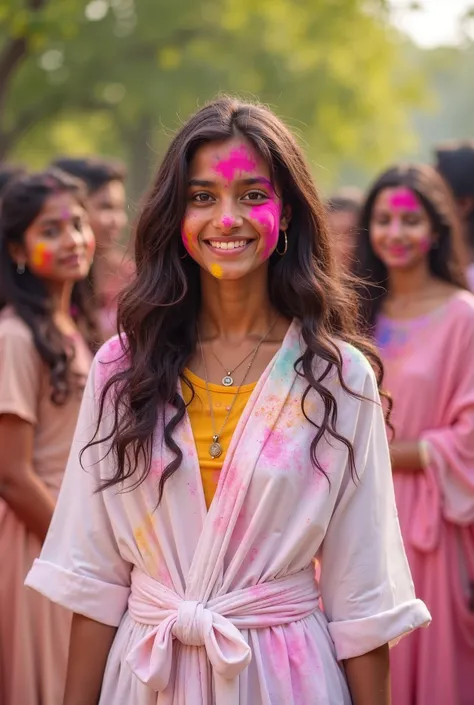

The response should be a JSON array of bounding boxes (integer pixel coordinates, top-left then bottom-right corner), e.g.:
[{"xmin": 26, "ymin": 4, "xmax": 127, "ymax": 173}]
[{"xmin": 0, "ymin": 131, "xmax": 473, "ymax": 705}]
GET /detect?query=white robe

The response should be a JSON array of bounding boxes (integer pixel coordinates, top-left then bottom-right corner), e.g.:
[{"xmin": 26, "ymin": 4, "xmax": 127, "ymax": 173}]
[{"xmin": 26, "ymin": 321, "xmax": 430, "ymax": 704}]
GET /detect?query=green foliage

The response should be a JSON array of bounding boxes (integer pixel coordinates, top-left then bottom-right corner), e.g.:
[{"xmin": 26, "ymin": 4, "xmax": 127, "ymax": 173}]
[{"xmin": 1, "ymin": 0, "xmax": 425, "ymax": 195}]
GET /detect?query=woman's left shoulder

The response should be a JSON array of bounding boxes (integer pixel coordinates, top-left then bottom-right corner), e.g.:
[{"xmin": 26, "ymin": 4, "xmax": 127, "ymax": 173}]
[
  {"xmin": 447, "ymin": 289, "xmax": 474, "ymax": 322},
  {"xmin": 333, "ymin": 339, "xmax": 377, "ymax": 396}
]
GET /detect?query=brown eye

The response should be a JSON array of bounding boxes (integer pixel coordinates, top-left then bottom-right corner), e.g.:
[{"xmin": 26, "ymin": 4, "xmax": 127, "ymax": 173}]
[
  {"xmin": 193, "ymin": 193, "xmax": 214, "ymax": 203},
  {"xmin": 242, "ymin": 190, "xmax": 267, "ymax": 202}
]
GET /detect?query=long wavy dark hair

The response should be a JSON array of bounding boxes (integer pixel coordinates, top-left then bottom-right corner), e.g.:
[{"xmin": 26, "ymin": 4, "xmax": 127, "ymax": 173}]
[
  {"xmin": 90, "ymin": 96, "xmax": 388, "ymax": 501},
  {"xmin": 355, "ymin": 164, "xmax": 469, "ymax": 329},
  {"xmin": 0, "ymin": 169, "xmax": 100, "ymax": 404}
]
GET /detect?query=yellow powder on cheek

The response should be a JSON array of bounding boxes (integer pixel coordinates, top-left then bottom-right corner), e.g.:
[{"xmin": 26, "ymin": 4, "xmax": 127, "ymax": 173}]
[{"xmin": 210, "ymin": 263, "xmax": 223, "ymax": 278}]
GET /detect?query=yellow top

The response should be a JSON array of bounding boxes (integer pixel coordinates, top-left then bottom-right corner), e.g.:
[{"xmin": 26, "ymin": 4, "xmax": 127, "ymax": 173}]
[{"xmin": 182, "ymin": 368, "xmax": 257, "ymax": 509}]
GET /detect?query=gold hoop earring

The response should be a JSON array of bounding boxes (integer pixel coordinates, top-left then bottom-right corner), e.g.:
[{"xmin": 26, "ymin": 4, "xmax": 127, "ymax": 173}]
[{"xmin": 276, "ymin": 230, "xmax": 288, "ymax": 256}]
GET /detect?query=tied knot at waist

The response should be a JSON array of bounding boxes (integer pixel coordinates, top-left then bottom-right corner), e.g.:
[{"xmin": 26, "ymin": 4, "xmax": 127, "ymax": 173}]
[
  {"xmin": 173, "ymin": 600, "xmax": 212, "ymax": 647},
  {"xmin": 125, "ymin": 566, "xmax": 320, "ymax": 693}
]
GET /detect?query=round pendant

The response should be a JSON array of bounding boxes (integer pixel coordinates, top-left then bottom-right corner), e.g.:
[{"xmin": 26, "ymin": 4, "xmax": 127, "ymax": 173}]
[
  {"xmin": 209, "ymin": 441, "xmax": 223, "ymax": 458},
  {"xmin": 222, "ymin": 375, "xmax": 233, "ymax": 387}
]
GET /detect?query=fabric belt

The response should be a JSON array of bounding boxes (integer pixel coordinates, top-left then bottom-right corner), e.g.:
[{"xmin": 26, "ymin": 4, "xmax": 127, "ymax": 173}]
[{"xmin": 126, "ymin": 565, "xmax": 320, "ymax": 699}]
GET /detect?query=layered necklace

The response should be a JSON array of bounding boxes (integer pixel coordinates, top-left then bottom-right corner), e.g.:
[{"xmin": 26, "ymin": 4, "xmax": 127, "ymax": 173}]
[{"xmin": 198, "ymin": 316, "xmax": 278, "ymax": 458}]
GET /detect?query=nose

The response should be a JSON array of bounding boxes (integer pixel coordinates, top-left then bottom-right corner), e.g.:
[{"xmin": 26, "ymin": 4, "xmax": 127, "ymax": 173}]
[
  {"xmin": 212, "ymin": 200, "xmax": 243, "ymax": 233},
  {"xmin": 387, "ymin": 217, "xmax": 403, "ymax": 239},
  {"xmin": 63, "ymin": 225, "xmax": 85, "ymax": 249}
]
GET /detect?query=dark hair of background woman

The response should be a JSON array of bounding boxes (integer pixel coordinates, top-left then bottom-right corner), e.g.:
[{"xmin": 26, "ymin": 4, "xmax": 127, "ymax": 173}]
[
  {"xmin": 0, "ymin": 169, "xmax": 100, "ymax": 404},
  {"xmin": 89, "ymin": 96, "xmax": 388, "ymax": 502},
  {"xmin": 355, "ymin": 164, "xmax": 469, "ymax": 330}
]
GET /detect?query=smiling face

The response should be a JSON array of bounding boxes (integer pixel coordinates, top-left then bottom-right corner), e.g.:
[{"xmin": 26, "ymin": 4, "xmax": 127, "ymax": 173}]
[
  {"xmin": 369, "ymin": 187, "xmax": 435, "ymax": 271},
  {"xmin": 181, "ymin": 137, "xmax": 289, "ymax": 281},
  {"xmin": 13, "ymin": 191, "xmax": 95, "ymax": 284}
]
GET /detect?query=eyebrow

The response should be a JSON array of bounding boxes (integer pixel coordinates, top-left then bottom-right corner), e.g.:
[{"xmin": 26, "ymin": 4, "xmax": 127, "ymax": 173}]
[{"xmin": 188, "ymin": 177, "xmax": 273, "ymax": 188}]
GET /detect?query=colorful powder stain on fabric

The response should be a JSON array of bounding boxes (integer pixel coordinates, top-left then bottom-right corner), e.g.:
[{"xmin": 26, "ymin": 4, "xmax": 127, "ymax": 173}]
[
  {"xmin": 30, "ymin": 243, "xmax": 54, "ymax": 270},
  {"xmin": 213, "ymin": 145, "xmax": 257, "ymax": 182},
  {"xmin": 210, "ymin": 263, "xmax": 223, "ymax": 278},
  {"xmin": 389, "ymin": 188, "xmax": 421, "ymax": 211}
]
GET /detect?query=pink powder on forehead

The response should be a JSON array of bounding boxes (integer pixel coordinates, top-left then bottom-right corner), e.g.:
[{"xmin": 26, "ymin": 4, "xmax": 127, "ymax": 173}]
[
  {"xmin": 389, "ymin": 188, "xmax": 420, "ymax": 211},
  {"xmin": 213, "ymin": 145, "xmax": 257, "ymax": 182}
]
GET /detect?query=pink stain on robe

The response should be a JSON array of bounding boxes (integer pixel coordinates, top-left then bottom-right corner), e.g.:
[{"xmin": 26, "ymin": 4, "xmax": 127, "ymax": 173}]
[{"xmin": 375, "ymin": 291, "xmax": 474, "ymax": 705}]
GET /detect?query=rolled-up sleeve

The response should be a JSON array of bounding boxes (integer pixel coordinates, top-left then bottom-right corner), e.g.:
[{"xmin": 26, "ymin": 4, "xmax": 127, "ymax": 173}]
[
  {"xmin": 25, "ymin": 355, "xmax": 132, "ymax": 626},
  {"xmin": 319, "ymin": 368, "xmax": 431, "ymax": 660}
]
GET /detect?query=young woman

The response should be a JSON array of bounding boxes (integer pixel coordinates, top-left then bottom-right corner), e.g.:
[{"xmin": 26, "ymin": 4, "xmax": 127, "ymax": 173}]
[
  {"xmin": 355, "ymin": 164, "xmax": 474, "ymax": 705},
  {"xmin": 0, "ymin": 169, "xmax": 97, "ymax": 705},
  {"xmin": 27, "ymin": 98, "xmax": 430, "ymax": 705},
  {"xmin": 53, "ymin": 156, "xmax": 132, "ymax": 338}
]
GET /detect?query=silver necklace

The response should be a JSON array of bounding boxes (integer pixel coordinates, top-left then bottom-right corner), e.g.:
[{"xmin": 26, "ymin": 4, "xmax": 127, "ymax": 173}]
[
  {"xmin": 198, "ymin": 316, "xmax": 278, "ymax": 458},
  {"xmin": 209, "ymin": 346, "xmax": 257, "ymax": 387}
]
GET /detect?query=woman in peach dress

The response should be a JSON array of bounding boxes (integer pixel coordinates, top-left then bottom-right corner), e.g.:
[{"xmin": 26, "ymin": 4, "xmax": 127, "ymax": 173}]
[
  {"xmin": 0, "ymin": 169, "xmax": 97, "ymax": 705},
  {"xmin": 356, "ymin": 164, "xmax": 474, "ymax": 705}
]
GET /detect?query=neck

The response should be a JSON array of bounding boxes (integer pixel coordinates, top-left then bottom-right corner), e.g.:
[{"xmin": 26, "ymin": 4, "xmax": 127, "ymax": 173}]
[
  {"xmin": 386, "ymin": 262, "xmax": 434, "ymax": 299},
  {"xmin": 199, "ymin": 268, "xmax": 277, "ymax": 342},
  {"xmin": 46, "ymin": 280, "xmax": 74, "ymax": 317}
]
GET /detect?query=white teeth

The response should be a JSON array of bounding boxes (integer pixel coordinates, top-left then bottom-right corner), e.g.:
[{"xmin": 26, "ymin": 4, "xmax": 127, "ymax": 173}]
[{"xmin": 208, "ymin": 240, "xmax": 248, "ymax": 250}]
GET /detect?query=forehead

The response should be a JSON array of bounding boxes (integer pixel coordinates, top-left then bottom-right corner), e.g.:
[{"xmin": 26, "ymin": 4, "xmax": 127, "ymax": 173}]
[
  {"xmin": 188, "ymin": 137, "xmax": 270, "ymax": 180},
  {"xmin": 89, "ymin": 180, "xmax": 125, "ymax": 204},
  {"xmin": 374, "ymin": 187, "xmax": 422, "ymax": 211},
  {"xmin": 34, "ymin": 191, "xmax": 83, "ymax": 221}
]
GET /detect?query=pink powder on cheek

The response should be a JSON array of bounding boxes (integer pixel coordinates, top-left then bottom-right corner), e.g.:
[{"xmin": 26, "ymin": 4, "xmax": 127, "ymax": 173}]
[
  {"xmin": 213, "ymin": 145, "xmax": 257, "ymax": 182},
  {"xmin": 389, "ymin": 188, "xmax": 420, "ymax": 211},
  {"xmin": 419, "ymin": 236, "xmax": 432, "ymax": 254},
  {"xmin": 249, "ymin": 202, "xmax": 281, "ymax": 259}
]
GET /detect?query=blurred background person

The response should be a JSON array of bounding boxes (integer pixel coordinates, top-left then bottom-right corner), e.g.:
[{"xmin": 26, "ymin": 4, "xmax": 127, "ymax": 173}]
[
  {"xmin": 0, "ymin": 169, "xmax": 97, "ymax": 705},
  {"xmin": 356, "ymin": 164, "xmax": 474, "ymax": 705},
  {"xmin": 0, "ymin": 164, "xmax": 26, "ymax": 200},
  {"xmin": 326, "ymin": 187, "xmax": 362, "ymax": 268},
  {"xmin": 52, "ymin": 156, "xmax": 133, "ymax": 339},
  {"xmin": 435, "ymin": 142, "xmax": 474, "ymax": 289}
]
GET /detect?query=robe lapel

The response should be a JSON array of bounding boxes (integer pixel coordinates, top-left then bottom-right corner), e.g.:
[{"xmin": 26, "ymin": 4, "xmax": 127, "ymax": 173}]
[{"xmin": 184, "ymin": 319, "xmax": 303, "ymax": 602}]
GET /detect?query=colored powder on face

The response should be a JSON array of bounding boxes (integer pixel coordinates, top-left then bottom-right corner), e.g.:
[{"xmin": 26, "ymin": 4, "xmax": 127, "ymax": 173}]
[
  {"xmin": 210, "ymin": 263, "xmax": 223, "ymax": 278},
  {"xmin": 181, "ymin": 228, "xmax": 195, "ymax": 255},
  {"xmin": 419, "ymin": 235, "xmax": 432, "ymax": 254},
  {"xmin": 60, "ymin": 209, "xmax": 73, "ymax": 221},
  {"xmin": 249, "ymin": 202, "xmax": 280, "ymax": 259},
  {"xmin": 213, "ymin": 145, "xmax": 257, "ymax": 183},
  {"xmin": 221, "ymin": 215, "xmax": 235, "ymax": 229},
  {"xmin": 389, "ymin": 188, "xmax": 420, "ymax": 211},
  {"xmin": 30, "ymin": 242, "xmax": 54, "ymax": 270}
]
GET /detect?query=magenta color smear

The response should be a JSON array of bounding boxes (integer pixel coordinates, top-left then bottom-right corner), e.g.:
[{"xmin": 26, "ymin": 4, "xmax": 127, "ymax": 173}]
[
  {"xmin": 389, "ymin": 188, "xmax": 420, "ymax": 211},
  {"xmin": 221, "ymin": 215, "xmax": 235, "ymax": 229},
  {"xmin": 249, "ymin": 201, "xmax": 280, "ymax": 259},
  {"xmin": 213, "ymin": 145, "xmax": 257, "ymax": 182}
]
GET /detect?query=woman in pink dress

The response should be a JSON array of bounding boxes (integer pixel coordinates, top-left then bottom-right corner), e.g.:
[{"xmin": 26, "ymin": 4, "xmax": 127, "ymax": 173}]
[
  {"xmin": 27, "ymin": 98, "xmax": 429, "ymax": 705},
  {"xmin": 0, "ymin": 169, "xmax": 97, "ymax": 705},
  {"xmin": 356, "ymin": 164, "xmax": 474, "ymax": 705}
]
